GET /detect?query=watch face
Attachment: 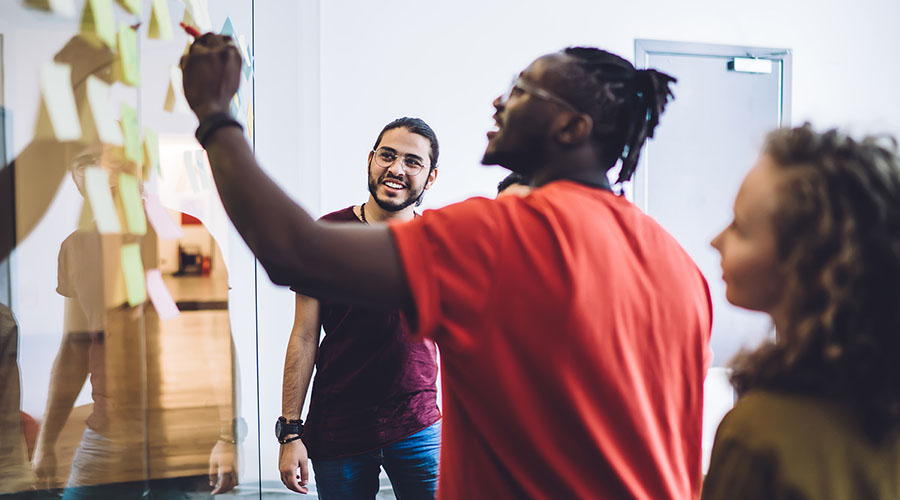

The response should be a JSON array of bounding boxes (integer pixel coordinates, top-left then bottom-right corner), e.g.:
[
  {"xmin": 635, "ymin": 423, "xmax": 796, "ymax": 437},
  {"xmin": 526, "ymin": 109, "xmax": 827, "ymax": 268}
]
[{"xmin": 275, "ymin": 419, "xmax": 282, "ymax": 439}]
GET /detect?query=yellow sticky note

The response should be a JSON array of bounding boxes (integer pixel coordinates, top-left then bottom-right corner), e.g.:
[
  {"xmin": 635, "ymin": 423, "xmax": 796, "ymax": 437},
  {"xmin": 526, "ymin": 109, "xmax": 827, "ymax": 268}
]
[
  {"xmin": 84, "ymin": 167, "xmax": 122, "ymax": 233},
  {"xmin": 80, "ymin": 0, "xmax": 116, "ymax": 49},
  {"xmin": 143, "ymin": 128, "xmax": 161, "ymax": 179},
  {"xmin": 118, "ymin": 173, "xmax": 147, "ymax": 235},
  {"xmin": 36, "ymin": 62, "xmax": 82, "ymax": 141},
  {"xmin": 120, "ymin": 103, "xmax": 142, "ymax": 165},
  {"xmin": 120, "ymin": 243, "xmax": 147, "ymax": 306},
  {"xmin": 246, "ymin": 101, "xmax": 254, "ymax": 139},
  {"xmin": 24, "ymin": 0, "xmax": 77, "ymax": 17},
  {"xmin": 148, "ymin": 0, "xmax": 173, "ymax": 40},
  {"xmin": 115, "ymin": 24, "xmax": 140, "ymax": 86},
  {"xmin": 116, "ymin": 0, "xmax": 140, "ymax": 15},
  {"xmin": 84, "ymin": 76, "xmax": 124, "ymax": 145}
]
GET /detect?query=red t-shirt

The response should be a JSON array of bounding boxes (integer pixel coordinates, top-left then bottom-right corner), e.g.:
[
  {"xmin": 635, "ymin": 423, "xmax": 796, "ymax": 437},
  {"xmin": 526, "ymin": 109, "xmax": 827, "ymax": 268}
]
[{"xmin": 390, "ymin": 180, "xmax": 712, "ymax": 500}]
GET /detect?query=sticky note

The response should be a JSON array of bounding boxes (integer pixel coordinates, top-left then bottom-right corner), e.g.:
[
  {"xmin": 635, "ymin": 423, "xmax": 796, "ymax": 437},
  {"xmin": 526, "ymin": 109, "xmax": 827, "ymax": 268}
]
[
  {"xmin": 195, "ymin": 150, "xmax": 211, "ymax": 189},
  {"xmin": 80, "ymin": 0, "xmax": 116, "ymax": 49},
  {"xmin": 145, "ymin": 269, "xmax": 180, "ymax": 319},
  {"xmin": 36, "ymin": 62, "xmax": 82, "ymax": 141},
  {"xmin": 84, "ymin": 167, "xmax": 122, "ymax": 233},
  {"xmin": 183, "ymin": 151, "xmax": 201, "ymax": 192},
  {"xmin": 148, "ymin": 0, "xmax": 173, "ymax": 40},
  {"xmin": 246, "ymin": 101, "xmax": 254, "ymax": 139},
  {"xmin": 115, "ymin": 24, "xmax": 140, "ymax": 86},
  {"xmin": 143, "ymin": 129, "xmax": 161, "ymax": 179},
  {"xmin": 116, "ymin": 0, "xmax": 140, "ymax": 15},
  {"xmin": 237, "ymin": 34, "xmax": 252, "ymax": 79},
  {"xmin": 221, "ymin": 17, "xmax": 234, "ymax": 37},
  {"xmin": 120, "ymin": 243, "xmax": 147, "ymax": 306},
  {"xmin": 119, "ymin": 103, "xmax": 142, "ymax": 165},
  {"xmin": 144, "ymin": 192, "xmax": 184, "ymax": 239},
  {"xmin": 84, "ymin": 76, "xmax": 124, "ymax": 145},
  {"xmin": 24, "ymin": 0, "xmax": 77, "ymax": 17},
  {"xmin": 118, "ymin": 173, "xmax": 147, "ymax": 235},
  {"xmin": 183, "ymin": 0, "xmax": 212, "ymax": 32},
  {"xmin": 164, "ymin": 65, "xmax": 192, "ymax": 114}
]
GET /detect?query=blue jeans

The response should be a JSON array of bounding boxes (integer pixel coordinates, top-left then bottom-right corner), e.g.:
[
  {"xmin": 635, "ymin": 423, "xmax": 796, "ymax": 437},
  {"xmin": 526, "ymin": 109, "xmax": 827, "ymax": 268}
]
[{"xmin": 312, "ymin": 421, "xmax": 441, "ymax": 500}]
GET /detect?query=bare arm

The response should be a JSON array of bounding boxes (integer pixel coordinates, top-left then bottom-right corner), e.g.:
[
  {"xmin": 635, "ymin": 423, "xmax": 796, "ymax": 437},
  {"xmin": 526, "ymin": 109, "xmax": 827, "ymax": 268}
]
[
  {"xmin": 278, "ymin": 293, "xmax": 320, "ymax": 494},
  {"xmin": 181, "ymin": 35, "xmax": 410, "ymax": 309},
  {"xmin": 281, "ymin": 293, "xmax": 320, "ymax": 421},
  {"xmin": 32, "ymin": 300, "xmax": 91, "ymax": 486}
]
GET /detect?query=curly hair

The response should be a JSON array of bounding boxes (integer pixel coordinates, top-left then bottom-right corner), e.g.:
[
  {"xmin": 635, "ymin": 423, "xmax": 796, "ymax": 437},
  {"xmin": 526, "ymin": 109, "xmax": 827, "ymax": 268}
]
[{"xmin": 729, "ymin": 123, "xmax": 900, "ymax": 441}]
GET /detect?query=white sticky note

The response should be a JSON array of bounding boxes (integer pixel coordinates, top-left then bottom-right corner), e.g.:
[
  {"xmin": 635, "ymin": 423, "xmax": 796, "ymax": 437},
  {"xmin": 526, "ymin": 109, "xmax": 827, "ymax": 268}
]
[
  {"xmin": 145, "ymin": 269, "xmax": 180, "ymax": 319},
  {"xmin": 143, "ymin": 192, "xmax": 184, "ymax": 239},
  {"xmin": 237, "ymin": 34, "xmax": 252, "ymax": 79},
  {"xmin": 183, "ymin": 150, "xmax": 201, "ymax": 192},
  {"xmin": 183, "ymin": 0, "xmax": 212, "ymax": 32},
  {"xmin": 85, "ymin": 76, "xmax": 123, "ymax": 145},
  {"xmin": 195, "ymin": 149, "xmax": 211, "ymax": 189},
  {"xmin": 164, "ymin": 65, "xmax": 192, "ymax": 114},
  {"xmin": 38, "ymin": 62, "xmax": 82, "ymax": 141},
  {"xmin": 84, "ymin": 167, "xmax": 121, "ymax": 233}
]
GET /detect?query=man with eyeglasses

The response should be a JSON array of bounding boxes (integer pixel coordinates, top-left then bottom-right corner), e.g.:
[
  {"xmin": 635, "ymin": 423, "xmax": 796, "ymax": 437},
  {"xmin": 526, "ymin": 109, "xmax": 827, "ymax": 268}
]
[
  {"xmin": 277, "ymin": 117, "xmax": 442, "ymax": 498},
  {"xmin": 183, "ymin": 37, "xmax": 711, "ymax": 500}
]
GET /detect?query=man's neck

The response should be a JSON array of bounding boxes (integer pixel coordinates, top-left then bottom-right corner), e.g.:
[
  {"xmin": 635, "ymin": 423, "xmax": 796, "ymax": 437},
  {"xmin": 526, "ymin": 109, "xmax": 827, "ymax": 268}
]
[
  {"xmin": 530, "ymin": 147, "xmax": 613, "ymax": 190},
  {"xmin": 361, "ymin": 196, "xmax": 416, "ymax": 223}
]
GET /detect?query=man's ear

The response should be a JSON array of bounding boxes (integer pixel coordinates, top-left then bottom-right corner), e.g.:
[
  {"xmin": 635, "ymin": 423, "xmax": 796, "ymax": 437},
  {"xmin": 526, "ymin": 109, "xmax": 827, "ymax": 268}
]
[
  {"xmin": 367, "ymin": 150, "xmax": 374, "ymax": 167},
  {"xmin": 424, "ymin": 167, "xmax": 438, "ymax": 190},
  {"xmin": 555, "ymin": 113, "xmax": 593, "ymax": 146}
]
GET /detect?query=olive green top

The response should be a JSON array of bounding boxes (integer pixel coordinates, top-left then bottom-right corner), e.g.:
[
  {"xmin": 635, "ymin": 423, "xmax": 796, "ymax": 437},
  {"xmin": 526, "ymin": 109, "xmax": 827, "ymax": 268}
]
[{"xmin": 702, "ymin": 389, "xmax": 900, "ymax": 500}]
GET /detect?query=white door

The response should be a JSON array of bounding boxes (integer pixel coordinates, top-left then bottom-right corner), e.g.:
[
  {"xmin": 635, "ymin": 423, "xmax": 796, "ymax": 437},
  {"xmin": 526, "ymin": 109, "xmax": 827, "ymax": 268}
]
[{"xmin": 634, "ymin": 40, "xmax": 791, "ymax": 472}]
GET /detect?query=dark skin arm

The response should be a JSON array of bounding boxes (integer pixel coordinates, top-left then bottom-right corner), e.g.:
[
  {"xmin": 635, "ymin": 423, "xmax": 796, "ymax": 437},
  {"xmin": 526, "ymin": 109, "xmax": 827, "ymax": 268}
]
[{"xmin": 181, "ymin": 35, "xmax": 410, "ymax": 308}]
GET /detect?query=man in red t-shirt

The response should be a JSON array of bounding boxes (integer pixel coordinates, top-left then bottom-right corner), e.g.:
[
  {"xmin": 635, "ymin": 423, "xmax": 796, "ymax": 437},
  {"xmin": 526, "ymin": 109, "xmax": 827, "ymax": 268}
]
[{"xmin": 182, "ymin": 38, "xmax": 712, "ymax": 499}]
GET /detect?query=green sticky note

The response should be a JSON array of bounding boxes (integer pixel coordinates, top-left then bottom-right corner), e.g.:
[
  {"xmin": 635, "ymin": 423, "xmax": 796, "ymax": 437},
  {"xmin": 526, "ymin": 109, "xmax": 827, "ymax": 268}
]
[
  {"xmin": 148, "ymin": 0, "xmax": 173, "ymax": 40},
  {"xmin": 118, "ymin": 173, "xmax": 147, "ymax": 235},
  {"xmin": 84, "ymin": 167, "xmax": 122, "ymax": 233},
  {"xmin": 121, "ymin": 243, "xmax": 147, "ymax": 306},
  {"xmin": 120, "ymin": 103, "xmax": 142, "ymax": 165},
  {"xmin": 117, "ymin": 24, "xmax": 140, "ymax": 86},
  {"xmin": 143, "ymin": 128, "xmax": 161, "ymax": 179},
  {"xmin": 81, "ymin": 0, "xmax": 116, "ymax": 49},
  {"xmin": 116, "ymin": 0, "xmax": 141, "ymax": 15}
]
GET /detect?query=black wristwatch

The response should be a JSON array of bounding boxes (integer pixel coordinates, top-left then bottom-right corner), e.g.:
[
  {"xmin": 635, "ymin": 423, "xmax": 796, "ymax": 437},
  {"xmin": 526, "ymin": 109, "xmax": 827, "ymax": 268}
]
[{"xmin": 275, "ymin": 416, "xmax": 303, "ymax": 444}]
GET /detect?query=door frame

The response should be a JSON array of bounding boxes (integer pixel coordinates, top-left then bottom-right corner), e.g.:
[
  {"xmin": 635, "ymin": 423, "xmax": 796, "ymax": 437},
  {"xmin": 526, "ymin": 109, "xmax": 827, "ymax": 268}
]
[{"xmin": 631, "ymin": 39, "xmax": 792, "ymax": 212}]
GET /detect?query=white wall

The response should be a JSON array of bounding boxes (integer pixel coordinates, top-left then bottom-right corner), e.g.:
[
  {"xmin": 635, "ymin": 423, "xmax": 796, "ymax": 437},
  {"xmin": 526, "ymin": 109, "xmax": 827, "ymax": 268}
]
[
  {"xmin": 250, "ymin": 0, "xmax": 900, "ymax": 488},
  {"xmin": 315, "ymin": 0, "xmax": 900, "ymax": 213}
]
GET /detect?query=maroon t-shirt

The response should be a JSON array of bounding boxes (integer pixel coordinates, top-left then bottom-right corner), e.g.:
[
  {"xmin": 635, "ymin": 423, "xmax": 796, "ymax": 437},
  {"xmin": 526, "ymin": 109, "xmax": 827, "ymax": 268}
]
[{"xmin": 297, "ymin": 207, "xmax": 441, "ymax": 459}]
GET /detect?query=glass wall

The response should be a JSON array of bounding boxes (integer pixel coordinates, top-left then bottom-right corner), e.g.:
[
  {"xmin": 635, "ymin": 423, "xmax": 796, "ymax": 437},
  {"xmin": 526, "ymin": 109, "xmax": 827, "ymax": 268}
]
[{"xmin": 0, "ymin": 1, "xmax": 263, "ymax": 498}]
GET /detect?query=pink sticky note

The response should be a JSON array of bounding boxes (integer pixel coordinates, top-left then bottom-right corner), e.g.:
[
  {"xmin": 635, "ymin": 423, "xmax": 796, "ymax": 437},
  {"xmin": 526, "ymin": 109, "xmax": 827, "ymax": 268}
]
[
  {"xmin": 145, "ymin": 269, "xmax": 180, "ymax": 320},
  {"xmin": 143, "ymin": 192, "xmax": 184, "ymax": 239}
]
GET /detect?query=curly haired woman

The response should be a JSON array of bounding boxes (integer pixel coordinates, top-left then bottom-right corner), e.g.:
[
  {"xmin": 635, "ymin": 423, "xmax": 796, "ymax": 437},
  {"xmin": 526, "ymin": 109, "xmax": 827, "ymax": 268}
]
[{"xmin": 703, "ymin": 124, "xmax": 900, "ymax": 499}]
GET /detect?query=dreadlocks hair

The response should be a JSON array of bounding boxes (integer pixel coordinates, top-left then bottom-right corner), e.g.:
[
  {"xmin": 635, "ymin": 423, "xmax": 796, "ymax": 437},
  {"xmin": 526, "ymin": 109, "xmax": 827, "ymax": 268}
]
[
  {"xmin": 729, "ymin": 123, "xmax": 900, "ymax": 442},
  {"xmin": 560, "ymin": 47, "xmax": 676, "ymax": 184}
]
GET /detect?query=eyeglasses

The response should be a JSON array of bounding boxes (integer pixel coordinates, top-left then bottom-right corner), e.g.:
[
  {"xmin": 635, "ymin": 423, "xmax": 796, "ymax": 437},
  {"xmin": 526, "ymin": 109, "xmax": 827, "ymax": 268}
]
[
  {"xmin": 499, "ymin": 76, "xmax": 580, "ymax": 113},
  {"xmin": 371, "ymin": 147, "xmax": 428, "ymax": 175}
]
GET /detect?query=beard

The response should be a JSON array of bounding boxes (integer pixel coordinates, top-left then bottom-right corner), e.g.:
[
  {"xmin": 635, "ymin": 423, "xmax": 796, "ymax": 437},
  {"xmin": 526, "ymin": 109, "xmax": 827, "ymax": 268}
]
[
  {"xmin": 367, "ymin": 165, "xmax": 428, "ymax": 212},
  {"xmin": 481, "ymin": 128, "xmax": 547, "ymax": 175}
]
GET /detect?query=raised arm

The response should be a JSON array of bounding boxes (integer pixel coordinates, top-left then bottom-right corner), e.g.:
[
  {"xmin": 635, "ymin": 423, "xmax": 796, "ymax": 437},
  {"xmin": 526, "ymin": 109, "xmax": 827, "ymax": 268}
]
[{"xmin": 180, "ymin": 35, "xmax": 410, "ymax": 309}]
